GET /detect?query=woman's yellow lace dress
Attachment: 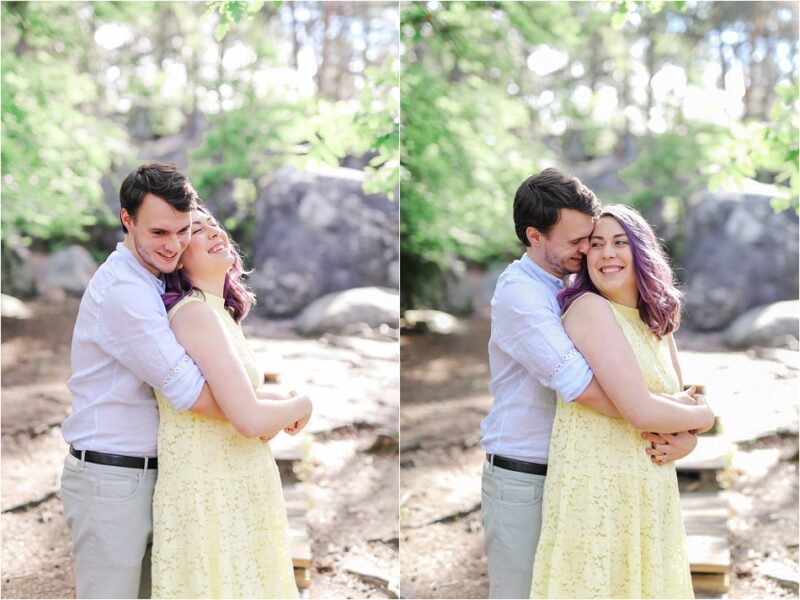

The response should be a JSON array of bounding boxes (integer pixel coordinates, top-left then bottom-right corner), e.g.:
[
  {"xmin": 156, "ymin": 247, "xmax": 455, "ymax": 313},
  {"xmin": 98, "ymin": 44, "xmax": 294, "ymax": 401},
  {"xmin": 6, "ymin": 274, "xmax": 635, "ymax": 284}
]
[
  {"xmin": 151, "ymin": 293, "xmax": 298, "ymax": 599},
  {"xmin": 530, "ymin": 298, "xmax": 694, "ymax": 599}
]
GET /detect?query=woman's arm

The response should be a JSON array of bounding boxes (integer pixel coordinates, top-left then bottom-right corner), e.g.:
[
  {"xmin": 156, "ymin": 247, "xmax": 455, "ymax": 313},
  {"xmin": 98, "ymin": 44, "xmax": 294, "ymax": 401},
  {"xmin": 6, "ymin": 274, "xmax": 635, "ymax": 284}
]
[
  {"xmin": 170, "ymin": 301, "xmax": 311, "ymax": 438},
  {"xmin": 564, "ymin": 294, "xmax": 714, "ymax": 433}
]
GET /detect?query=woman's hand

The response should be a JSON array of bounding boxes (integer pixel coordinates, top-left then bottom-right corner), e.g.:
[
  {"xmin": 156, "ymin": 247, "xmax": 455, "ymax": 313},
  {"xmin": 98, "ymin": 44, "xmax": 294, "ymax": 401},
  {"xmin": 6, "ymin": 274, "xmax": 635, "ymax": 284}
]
[
  {"xmin": 641, "ymin": 430, "xmax": 698, "ymax": 465},
  {"xmin": 284, "ymin": 391, "xmax": 312, "ymax": 435},
  {"xmin": 260, "ymin": 430, "xmax": 280, "ymax": 443},
  {"xmin": 661, "ymin": 385, "xmax": 697, "ymax": 405}
]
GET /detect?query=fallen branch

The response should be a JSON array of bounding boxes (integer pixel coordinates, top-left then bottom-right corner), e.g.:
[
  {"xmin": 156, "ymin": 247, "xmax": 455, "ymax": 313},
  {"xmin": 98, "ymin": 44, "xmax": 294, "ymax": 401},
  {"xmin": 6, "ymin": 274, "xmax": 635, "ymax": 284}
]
[
  {"xmin": 344, "ymin": 560, "xmax": 399, "ymax": 598},
  {"xmin": 403, "ymin": 500, "xmax": 481, "ymax": 529},
  {"xmin": 2, "ymin": 489, "xmax": 59, "ymax": 514}
]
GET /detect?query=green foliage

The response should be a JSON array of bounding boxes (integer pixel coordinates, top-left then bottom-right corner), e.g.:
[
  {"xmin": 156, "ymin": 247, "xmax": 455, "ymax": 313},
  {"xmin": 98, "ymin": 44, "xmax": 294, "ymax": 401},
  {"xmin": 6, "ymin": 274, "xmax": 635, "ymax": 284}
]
[
  {"xmin": 204, "ymin": 0, "xmax": 269, "ymax": 41},
  {"xmin": 190, "ymin": 58, "xmax": 398, "ymax": 199},
  {"xmin": 712, "ymin": 83, "xmax": 799, "ymax": 213},
  {"xmin": 400, "ymin": 1, "xmax": 574, "ymax": 308},
  {"xmin": 1, "ymin": 3, "xmax": 128, "ymax": 245},
  {"xmin": 2, "ymin": 1, "xmax": 397, "ymax": 250},
  {"xmin": 619, "ymin": 125, "xmax": 719, "ymax": 212}
]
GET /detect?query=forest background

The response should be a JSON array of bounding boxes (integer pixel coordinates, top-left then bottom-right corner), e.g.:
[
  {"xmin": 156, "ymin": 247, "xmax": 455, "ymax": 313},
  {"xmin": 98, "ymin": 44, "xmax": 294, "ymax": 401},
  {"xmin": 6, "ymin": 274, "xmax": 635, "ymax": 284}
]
[{"xmin": 400, "ymin": 0, "xmax": 798, "ymax": 311}]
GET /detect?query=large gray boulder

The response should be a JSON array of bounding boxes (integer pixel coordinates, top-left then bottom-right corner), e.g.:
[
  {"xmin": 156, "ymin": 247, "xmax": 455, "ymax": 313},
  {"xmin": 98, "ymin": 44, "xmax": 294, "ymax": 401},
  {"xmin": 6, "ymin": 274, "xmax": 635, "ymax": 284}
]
[
  {"xmin": 249, "ymin": 166, "xmax": 399, "ymax": 317},
  {"xmin": 0, "ymin": 237, "xmax": 37, "ymax": 298},
  {"xmin": 723, "ymin": 301, "xmax": 799, "ymax": 349},
  {"xmin": 42, "ymin": 246, "xmax": 98, "ymax": 296},
  {"xmin": 681, "ymin": 185, "xmax": 798, "ymax": 330},
  {"xmin": 295, "ymin": 287, "xmax": 399, "ymax": 336}
]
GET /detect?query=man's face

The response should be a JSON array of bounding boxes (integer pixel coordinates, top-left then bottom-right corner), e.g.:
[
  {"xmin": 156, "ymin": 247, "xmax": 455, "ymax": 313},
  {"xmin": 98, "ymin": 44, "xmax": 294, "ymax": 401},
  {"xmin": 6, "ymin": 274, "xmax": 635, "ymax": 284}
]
[
  {"xmin": 122, "ymin": 193, "xmax": 192, "ymax": 275},
  {"xmin": 537, "ymin": 209, "xmax": 594, "ymax": 278}
]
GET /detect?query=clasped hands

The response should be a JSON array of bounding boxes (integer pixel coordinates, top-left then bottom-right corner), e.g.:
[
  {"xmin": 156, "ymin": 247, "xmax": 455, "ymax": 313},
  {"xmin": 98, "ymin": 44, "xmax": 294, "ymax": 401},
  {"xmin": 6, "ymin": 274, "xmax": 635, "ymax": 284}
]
[
  {"xmin": 642, "ymin": 385, "xmax": 708, "ymax": 465},
  {"xmin": 257, "ymin": 388, "xmax": 313, "ymax": 443}
]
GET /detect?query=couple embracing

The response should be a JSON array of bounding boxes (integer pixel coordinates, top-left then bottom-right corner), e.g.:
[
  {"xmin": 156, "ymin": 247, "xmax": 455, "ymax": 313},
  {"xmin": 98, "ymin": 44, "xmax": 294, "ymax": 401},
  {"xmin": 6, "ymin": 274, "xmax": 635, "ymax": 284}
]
[
  {"xmin": 60, "ymin": 163, "xmax": 312, "ymax": 598},
  {"xmin": 481, "ymin": 168, "xmax": 715, "ymax": 599}
]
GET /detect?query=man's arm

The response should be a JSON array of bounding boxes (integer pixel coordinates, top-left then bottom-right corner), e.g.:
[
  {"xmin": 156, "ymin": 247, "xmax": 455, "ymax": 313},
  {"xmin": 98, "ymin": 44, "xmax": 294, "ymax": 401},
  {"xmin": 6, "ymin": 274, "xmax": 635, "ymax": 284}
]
[
  {"xmin": 493, "ymin": 279, "xmax": 593, "ymax": 403},
  {"xmin": 574, "ymin": 378, "xmax": 621, "ymax": 417},
  {"xmin": 97, "ymin": 281, "xmax": 204, "ymax": 412},
  {"xmin": 189, "ymin": 384, "xmax": 227, "ymax": 420}
]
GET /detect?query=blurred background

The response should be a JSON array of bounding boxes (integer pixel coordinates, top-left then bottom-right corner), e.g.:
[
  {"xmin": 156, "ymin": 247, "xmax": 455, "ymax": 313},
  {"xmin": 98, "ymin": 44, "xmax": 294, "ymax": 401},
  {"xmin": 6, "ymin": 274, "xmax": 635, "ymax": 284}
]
[
  {"xmin": 2, "ymin": 0, "xmax": 399, "ymax": 320},
  {"xmin": 399, "ymin": 2, "xmax": 798, "ymax": 599},
  {"xmin": 2, "ymin": 2, "xmax": 400, "ymax": 598}
]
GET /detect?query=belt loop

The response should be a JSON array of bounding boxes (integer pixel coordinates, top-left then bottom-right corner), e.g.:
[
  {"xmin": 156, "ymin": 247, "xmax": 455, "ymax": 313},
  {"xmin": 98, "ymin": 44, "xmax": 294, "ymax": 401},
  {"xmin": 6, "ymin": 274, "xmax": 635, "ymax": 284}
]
[
  {"xmin": 79, "ymin": 449, "xmax": 86, "ymax": 470},
  {"xmin": 142, "ymin": 456, "xmax": 149, "ymax": 474},
  {"xmin": 489, "ymin": 453, "xmax": 495, "ymax": 471}
]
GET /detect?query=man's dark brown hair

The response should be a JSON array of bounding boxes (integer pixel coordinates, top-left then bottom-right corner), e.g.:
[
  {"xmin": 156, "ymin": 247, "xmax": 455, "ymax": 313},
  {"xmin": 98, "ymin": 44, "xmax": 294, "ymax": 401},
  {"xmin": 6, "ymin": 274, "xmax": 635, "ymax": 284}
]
[
  {"xmin": 513, "ymin": 168, "xmax": 601, "ymax": 245},
  {"xmin": 118, "ymin": 163, "xmax": 199, "ymax": 233}
]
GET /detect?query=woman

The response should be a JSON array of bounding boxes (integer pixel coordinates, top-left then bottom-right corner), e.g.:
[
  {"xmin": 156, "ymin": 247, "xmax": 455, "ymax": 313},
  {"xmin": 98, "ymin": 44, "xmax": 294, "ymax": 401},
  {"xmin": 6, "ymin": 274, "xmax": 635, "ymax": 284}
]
[
  {"xmin": 530, "ymin": 204, "xmax": 715, "ymax": 598},
  {"xmin": 151, "ymin": 206, "xmax": 309, "ymax": 598}
]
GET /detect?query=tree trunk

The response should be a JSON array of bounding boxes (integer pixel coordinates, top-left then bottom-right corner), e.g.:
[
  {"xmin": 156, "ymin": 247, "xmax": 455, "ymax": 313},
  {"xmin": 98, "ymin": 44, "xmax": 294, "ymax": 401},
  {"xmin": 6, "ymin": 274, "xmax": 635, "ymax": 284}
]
[
  {"xmin": 315, "ymin": 2, "xmax": 334, "ymax": 98},
  {"xmin": 290, "ymin": 2, "xmax": 301, "ymax": 70}
]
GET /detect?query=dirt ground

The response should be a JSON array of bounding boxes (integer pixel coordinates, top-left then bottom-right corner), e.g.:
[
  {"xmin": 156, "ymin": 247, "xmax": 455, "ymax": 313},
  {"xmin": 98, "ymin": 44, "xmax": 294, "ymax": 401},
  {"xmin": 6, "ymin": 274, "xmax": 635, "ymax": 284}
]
[
  {"xmin": 400, "ymin": 316, "xmax": 799, "ymax": 599},
  {"xmin": 1, "ymin": 298, "xmax": 399, "ymax": 599}
]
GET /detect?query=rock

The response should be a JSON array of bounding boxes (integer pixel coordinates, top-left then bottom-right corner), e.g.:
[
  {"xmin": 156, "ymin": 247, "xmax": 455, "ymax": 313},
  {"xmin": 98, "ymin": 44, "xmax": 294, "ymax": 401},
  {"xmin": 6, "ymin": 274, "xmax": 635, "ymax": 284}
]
[
  {"xmin": 760, "ymin": 560, "xmax": 800, "ymax": 587},
  {"xmin": 250, "ymin": 166, "xmax": 399, "ymax": 317},
  {"xmin": 0, "ymin": 294, "xmax": 33, "ymax": 319},
  {"xmin": 1, "ymin": 236, "xmax": 37, "ymax": 298},
  {"xmin": 42, "ymin": 246, "xmax": 98, "ymax": 296},
  {"xmin": 477, "ymin": 265, "xmax": 507, "ymax": 315},
  {"xmin": 387, "ymin": 260, "xmax": 399, "ymax": 289},
  {"xmin": 294, "ymin": 287, "xmax": 399, "ymax": 336},
  {"xmin": 442, "ymin": 260, "xmax": 472, "ymax": 315},
  {"xmin": 402, "ymin": 309, "xmax": 463, "ymax": 335},
  {"xmin": 682, "ymin": 185, "xmax": 798, "ymax": 330},
  {"xmin": 723, "ymin": 301, "xmax": 800, "ymax": 349}
]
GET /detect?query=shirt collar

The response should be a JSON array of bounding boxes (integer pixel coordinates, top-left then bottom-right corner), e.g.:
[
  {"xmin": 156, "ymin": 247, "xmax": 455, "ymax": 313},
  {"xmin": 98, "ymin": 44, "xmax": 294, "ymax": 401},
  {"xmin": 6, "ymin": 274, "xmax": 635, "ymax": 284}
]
[
  {"xmin": 519, "ymin": 253, "xmax": 565, "ymax": 291},
  {"xmin": 115, "ymin": 242, "xmax": 166, "ymax": 293}
]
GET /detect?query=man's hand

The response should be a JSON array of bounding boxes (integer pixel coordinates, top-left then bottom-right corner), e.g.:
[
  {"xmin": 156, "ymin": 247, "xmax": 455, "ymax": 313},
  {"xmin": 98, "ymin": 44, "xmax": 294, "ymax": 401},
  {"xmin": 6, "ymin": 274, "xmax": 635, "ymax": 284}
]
[{"xmin": 641, "ymin": 430, "xmax": 698, "ymax": 465}]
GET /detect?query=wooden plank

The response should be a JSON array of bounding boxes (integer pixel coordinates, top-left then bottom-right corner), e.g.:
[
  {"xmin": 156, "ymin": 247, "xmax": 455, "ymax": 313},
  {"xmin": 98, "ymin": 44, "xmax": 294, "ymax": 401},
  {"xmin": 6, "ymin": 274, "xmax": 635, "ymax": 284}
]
[
  {"xmin": 676, "ymin": 435, "xmax": 730, "ymax": 473},
  {"xmin": 271, "ymin": 434, "xmax": 304, "ymax": 464},
  {"xmin": 687, "ymin": 535, "xmax": 730, "ymax": 574},
  {"xmin": 692, "ymin": 572, "xmax": 729, "ymax": 594},
  {"xmin": 295, "ymin": 566, "xmax": 311, "ymax": 590},
  {"xmin": 681, "ymin": 492, "xmax": 730, "ymax": 575},
  {"xmin": 284, "ymin": 482, "xmax": 312, "ymax": 578}
]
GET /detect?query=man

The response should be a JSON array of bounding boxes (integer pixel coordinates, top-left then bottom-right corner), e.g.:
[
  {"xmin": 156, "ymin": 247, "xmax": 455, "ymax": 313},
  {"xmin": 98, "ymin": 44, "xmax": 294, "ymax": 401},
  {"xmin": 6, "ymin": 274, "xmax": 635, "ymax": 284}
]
[
  {"xmin": 480, "ymin": 168, "xmax": 699, "ymax": 599},
  {"xmin": 60, "ymin": 163, "xmax": 228, "ymax": 599}
]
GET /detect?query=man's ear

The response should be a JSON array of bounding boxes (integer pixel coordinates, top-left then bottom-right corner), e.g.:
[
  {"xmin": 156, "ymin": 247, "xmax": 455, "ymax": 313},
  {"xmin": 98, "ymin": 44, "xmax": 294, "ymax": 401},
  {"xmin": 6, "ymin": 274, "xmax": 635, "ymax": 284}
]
[
  {"xmin": 120, "ymin": 209, "xmax": 134, "ymax": 232},
  {"xmin": 526, "ymin": 226, "xmax": 543, "ymax": 247}
]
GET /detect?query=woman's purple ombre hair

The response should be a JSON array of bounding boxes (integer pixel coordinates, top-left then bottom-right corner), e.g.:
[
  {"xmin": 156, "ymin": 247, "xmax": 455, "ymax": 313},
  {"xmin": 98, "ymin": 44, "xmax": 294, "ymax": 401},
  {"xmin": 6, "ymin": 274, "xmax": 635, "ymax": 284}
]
[
  {"xmin": 557, "ymin": 204, "xmax": 682, "ymax": 338},
  {"xmin": 161, "ymin": 206, "xmax": 256, "ymax": 324}
]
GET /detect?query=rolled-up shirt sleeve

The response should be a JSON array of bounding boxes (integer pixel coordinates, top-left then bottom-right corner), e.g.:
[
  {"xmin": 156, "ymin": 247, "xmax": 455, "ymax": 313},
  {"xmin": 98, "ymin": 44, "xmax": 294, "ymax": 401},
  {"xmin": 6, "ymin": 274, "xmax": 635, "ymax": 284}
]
[
  {"xmin": 97, "ymin": 281, "xmax": 205, "ymax": 412},
  {"xmin": 494, "ymin": 278, "xmax": 592, "ymax": 402}
]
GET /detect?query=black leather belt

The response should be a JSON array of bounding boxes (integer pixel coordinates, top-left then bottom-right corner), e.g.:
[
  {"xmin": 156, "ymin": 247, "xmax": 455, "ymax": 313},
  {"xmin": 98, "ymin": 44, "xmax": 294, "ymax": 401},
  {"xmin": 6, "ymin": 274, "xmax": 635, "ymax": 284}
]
[
  {"xmin": 487, "ymin": 454, "xmax": 547, "ymax": 476},
  {"xmin": 70, "ymin": 446, "xmax": 158, "ymax": 470}
]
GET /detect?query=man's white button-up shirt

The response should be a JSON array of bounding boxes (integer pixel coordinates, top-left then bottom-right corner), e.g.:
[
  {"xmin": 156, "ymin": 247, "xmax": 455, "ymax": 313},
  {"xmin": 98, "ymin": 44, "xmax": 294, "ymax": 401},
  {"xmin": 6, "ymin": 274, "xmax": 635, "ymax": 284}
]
[
  {"xmin": 481, "ymin": 253, "xmax": 593, "ymax": 464},
  {"xmin": 62, "ymin": 243, "xmax": 205, "ymax": 457}
]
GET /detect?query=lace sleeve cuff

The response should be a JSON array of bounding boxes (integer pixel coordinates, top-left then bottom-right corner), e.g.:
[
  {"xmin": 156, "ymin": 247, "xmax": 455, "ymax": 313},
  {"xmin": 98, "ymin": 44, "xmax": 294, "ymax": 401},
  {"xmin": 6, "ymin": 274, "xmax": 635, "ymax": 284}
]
[
  {"xmin": 158, "ymin": 355, "xmax": 205, "ymax": 412},
  {"xmin": 549, "ymin": 348, "xmax": 593, "ymax": 402}
]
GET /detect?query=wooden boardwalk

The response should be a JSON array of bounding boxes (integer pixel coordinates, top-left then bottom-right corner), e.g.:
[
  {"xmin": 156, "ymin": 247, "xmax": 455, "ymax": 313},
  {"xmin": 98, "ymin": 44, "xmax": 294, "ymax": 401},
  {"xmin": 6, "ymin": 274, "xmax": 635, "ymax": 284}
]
[
  {"xmin": 272, "ymin": 433, "xmax": 312, "ymax": 592},
  {"xmin": 676, "ymin": 427, "xmax": 732, "ymax": 595}
]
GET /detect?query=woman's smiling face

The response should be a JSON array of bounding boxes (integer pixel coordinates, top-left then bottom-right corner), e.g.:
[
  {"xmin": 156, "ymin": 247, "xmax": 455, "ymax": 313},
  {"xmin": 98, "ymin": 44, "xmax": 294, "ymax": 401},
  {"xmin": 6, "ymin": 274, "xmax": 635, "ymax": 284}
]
[
  {"xmin": 587, "ymin": 215, "xmax": 637, "ymax": 304},
  {"xmin": 179, "ymin": 208, "xmax": 235, "ymax": 281}
]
